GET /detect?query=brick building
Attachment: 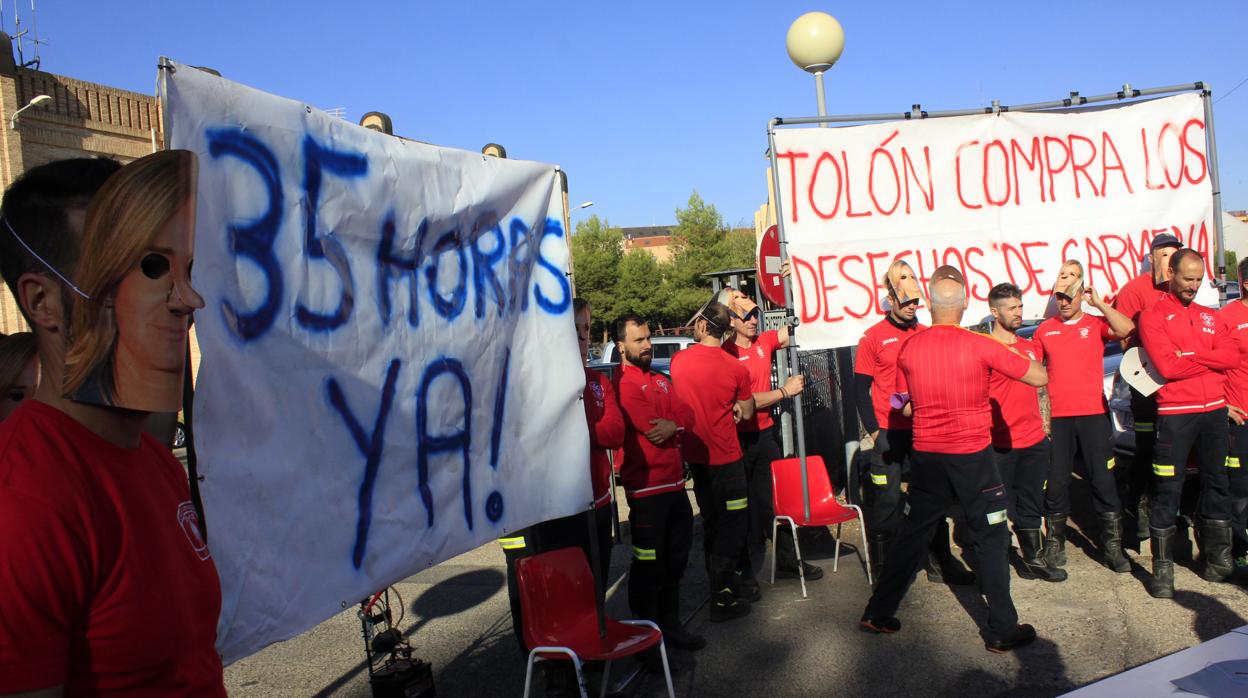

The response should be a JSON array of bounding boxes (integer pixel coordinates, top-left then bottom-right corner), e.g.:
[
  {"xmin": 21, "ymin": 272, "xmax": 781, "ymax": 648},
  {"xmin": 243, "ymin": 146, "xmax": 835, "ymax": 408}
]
[{"xmin": 0, "ymin": 33, "xmax": 162, "ymax": 334}]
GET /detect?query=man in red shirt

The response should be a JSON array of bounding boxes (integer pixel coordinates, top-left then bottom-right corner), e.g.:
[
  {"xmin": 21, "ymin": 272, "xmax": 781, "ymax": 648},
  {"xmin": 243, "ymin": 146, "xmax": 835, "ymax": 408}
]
[
  {"xmin": 1140, "ymin": 249, "xmax": 1239, "ymax": 597},
  {"xmin": 1112, "ymin": 233, "xmax": 1184, "ymax": 546},
  {"xmin": 861, "ymin": 266, "xmax": 1046, "ymax": 653},
  {"xmin": 1219, "ymin": 258, "xmax": 1248, "ymax": 570},
  {"xmin": 854, "ymin": 260, "xmax": 972, "ymax": 585},
  {"xmin": 612, "ymin": 313, "xmax": 705, "ymax": 650},
  {"xmin": 500, "ymin": 298, "xmax": 625, "ymax": 667},
  {"xmin": 986, "ymin": 283, "xmax": 1065, "ymax": 583},
  {"xmin": 1033, "ymin": 261, "xmax": 1135, "ymax": 575},
  {"xmin": 718, "ymin": 285, "xmax": 820, "ymax": 584},
  {"xmin": 671, "ymin": 301, "xmax": 756, "ymax": 622},
  {"xmin": 0, "ymin": 159, "xmax": 226, "ymax": 695}
]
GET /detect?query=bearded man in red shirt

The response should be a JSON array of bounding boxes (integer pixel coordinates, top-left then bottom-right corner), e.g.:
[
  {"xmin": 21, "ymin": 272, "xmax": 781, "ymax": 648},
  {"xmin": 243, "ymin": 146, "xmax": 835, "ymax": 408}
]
[{"xmin": 1139, "ymin": 249, "xmax": 1239, "ymax": 597}]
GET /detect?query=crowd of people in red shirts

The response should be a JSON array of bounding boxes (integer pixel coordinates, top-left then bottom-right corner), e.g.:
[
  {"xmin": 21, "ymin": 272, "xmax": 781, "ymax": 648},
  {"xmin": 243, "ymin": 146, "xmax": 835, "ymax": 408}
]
[{"xmin": 3, "ymin": 154, "xmax": 1247, "ymax": 696}]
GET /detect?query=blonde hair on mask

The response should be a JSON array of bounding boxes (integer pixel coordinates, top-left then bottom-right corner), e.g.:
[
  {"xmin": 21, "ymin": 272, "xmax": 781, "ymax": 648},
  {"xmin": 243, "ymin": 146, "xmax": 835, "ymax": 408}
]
[{"xmin": 63, "ymin": 149, "xmax": 197, "ymax": 403}]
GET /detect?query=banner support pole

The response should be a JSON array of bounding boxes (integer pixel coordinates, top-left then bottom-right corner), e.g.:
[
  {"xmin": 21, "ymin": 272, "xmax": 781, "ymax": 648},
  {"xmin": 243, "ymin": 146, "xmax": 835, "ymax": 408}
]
[
  {"xmin": 1201, "ymin": 86, "xmax": 1227, "ymax": 295},
  {"xmin": 766, "ymin": 121, "xmax": 811, "ymax": 522}
]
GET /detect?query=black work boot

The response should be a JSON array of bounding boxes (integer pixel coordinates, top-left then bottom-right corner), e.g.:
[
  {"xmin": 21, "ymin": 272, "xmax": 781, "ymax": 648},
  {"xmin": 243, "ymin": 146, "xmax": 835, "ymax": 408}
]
[
  {"xmin": 1043, "ymin": 515, "xmax": 1068, "ymax": 568},
  {"xmin": 984, "ymin": 624, "xmax": 1037, "ymax": 654},
  {"xmin": 1098, "ymin": 512, "xmax": 1132, "ymax": 573},
  {"xmin": 657, "ymin": 587, "xmax": 706, "ymax": 651},
  {"xmin": 708, "ymin": 554, "xmax": 751, "ymax": 622},
  {"xmin": 1149, "ymin": 526, "xmax": 1176, "ymax": 599},
  {"xmin": 775, "ymin": 529, "xmax": 823, "ymax": 581},
  {"xmin": 1016, "ymin": 529, "xmax": 1067, "ymax": 582},
  {"xmin": 867, "ymin": 532, "xmax": 893, "ymax": 580},
  {"xmin": 734, "ymin": 568, "xmax": 762, "ymax": 602},
  {"xmin": 926, "ymin": 528, "xmax": 975, "ymax": 586},
  {"xmin": 1199, "ymin": 519, "xmax": 1236, "ymax": 583}
]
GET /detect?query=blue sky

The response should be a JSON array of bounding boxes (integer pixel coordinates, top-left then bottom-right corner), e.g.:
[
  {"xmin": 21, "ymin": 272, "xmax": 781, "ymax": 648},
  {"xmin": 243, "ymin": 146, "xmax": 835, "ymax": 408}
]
[{"xmin": 29, "ymin": 1, "xmax": 1248, "ymax": 229}]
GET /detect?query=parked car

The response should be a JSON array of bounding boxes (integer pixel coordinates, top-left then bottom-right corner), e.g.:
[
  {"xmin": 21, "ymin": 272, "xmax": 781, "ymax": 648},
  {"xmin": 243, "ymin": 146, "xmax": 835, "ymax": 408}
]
[{"xmin": 591, "ymin": 335, "xmax": 695, "ymax": 375}]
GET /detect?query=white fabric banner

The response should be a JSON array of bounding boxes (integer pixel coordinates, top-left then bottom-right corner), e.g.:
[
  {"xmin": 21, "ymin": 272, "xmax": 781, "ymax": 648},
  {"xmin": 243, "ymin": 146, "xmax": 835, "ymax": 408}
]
[
  {"xmin": 773, "ymin": 93, "xmax": 1217, "ymax": 349},
  {"xmin": 163, "ymin": 61, "xmax": 590, "ymax": 663}
]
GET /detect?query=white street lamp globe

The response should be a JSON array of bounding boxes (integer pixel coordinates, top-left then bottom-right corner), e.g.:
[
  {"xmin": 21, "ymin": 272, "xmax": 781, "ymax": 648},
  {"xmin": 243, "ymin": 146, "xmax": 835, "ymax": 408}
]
[{"xmin": 786, "ymin": 12, "xmax": 845, "ymax": 73}]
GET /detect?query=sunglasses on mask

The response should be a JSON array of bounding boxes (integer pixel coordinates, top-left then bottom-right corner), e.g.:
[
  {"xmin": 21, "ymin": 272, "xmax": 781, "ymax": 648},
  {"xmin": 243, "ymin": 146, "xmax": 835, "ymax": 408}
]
[{"xmin": 731, "ymin": 308, "xmax": 760, "ymax": 322}]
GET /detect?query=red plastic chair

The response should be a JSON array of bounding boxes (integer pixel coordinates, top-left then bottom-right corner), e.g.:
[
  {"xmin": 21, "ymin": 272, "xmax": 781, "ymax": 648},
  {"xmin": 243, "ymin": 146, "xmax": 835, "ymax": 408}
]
[
  {"xmin": 515, "ymin": 547, "xmax": 675, "ymax": 698},
  {"xmin": 770, "ymin": 455, "xmax": 872, "ymax": 597}
]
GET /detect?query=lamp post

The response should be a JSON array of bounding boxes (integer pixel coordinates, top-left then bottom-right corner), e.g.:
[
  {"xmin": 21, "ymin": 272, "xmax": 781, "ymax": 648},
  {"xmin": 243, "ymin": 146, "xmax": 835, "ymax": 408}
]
[
  {"xmin": 785, "ymin": 12, "xmax": 845, "ymax": 127},
  {"xmin": 10, "ymin": 94, "xmax": 51, "ymax": 129}
]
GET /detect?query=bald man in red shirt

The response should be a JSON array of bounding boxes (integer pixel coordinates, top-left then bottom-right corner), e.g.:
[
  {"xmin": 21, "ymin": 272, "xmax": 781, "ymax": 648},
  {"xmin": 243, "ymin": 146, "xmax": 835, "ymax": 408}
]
[{"xmin": 861, "ymin": 266, "xmax": 1047, "ymax": 653}]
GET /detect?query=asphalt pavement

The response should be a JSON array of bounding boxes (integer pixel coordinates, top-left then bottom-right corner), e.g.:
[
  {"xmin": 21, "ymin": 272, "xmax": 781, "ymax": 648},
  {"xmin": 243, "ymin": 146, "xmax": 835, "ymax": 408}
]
[{"xmin": 222, "ymin": 476, "xmax": 1248, "ymax": 697}]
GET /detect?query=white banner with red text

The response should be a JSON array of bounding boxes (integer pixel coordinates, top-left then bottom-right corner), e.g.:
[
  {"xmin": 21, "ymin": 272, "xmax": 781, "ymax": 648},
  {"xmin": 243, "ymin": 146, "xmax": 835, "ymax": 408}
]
[{"xmin": 773, "ymin": 93, "xmax": 1217, "ymax": 349}]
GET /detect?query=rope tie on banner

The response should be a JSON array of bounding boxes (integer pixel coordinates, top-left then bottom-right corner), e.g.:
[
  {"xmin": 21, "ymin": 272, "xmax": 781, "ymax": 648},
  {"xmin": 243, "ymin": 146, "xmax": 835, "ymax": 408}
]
[{"xmin": 1, "ymin": 217, "xmax": 91, "ymax": 299}]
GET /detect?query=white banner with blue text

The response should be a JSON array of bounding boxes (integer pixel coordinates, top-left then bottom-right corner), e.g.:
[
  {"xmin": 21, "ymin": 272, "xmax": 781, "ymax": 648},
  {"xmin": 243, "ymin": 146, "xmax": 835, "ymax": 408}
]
[{"xmin": 165, "ymin": 61, "xmax": 589, "ymax": 663}]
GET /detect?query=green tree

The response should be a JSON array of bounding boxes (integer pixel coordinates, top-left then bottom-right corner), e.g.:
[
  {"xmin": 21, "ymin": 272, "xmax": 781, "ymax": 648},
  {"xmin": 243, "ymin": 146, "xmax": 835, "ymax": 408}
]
[
  {"xmin": 616, "ymin": 249, "xmax": 668, "ymax": 324},
  {"xmin": 569, "ymin": 215, "xmax": 623, "ymax": 334},
  {"xmin": 664, "ymin": 191, "xmax": 757, "ymax": 322}
]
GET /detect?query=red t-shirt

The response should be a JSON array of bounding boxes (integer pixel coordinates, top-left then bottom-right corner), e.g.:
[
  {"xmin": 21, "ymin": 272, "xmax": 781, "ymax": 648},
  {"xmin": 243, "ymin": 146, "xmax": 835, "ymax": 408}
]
[
  {"xmin": 0, "ymin": 400, "xmax": 225, "ymax": 696},
  {"xmin": 671, "ymin": 343, "xmax": 752, "ymax": 465},
  {"xmin": 896, "ymin": 326, "xmax": 1031, "ymax": 454},
  {"xmin": 988, "ymin": 335, "xmax": 1046, "ymax": 450},
  {"xmin": 1034, "ymin": 313, "xmax": 1113, "ymax": 417},
  {"xmin": 854, "ymin": 318, "xmax": 927, "ymax": 431},
  {"xmin": 722, "ymin": 330, "xmax": 781, "ymax": 432},
  {"xmin": 584, "ymin": 367, "xmax": 624, "ymax": 508},
  {"xmin": 1220, "ymin": 301, "xmax": 1248, "ymax": 412},
  {"xmin": 614, "ymin": 364, "xmax": 694, "ymax": 498},
  {"xmin": 1112, "ymin": 273, "xmax": 1168, "ymax": 347}
]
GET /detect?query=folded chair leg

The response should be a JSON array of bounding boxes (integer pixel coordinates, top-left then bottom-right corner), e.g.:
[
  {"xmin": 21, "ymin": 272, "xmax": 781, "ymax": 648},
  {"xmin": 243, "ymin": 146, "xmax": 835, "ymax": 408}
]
[
  {"xmin": 571, "ymin": 656, "xmax": 588, "ymax": 698},
  {"xmin": 523, "ymin": 652, "xmax": 539, "ymax": 698},
  {"xmin": 791, "ymin": 519, "xmax": 807, "ymax": 598},
  {"xmin": 769, "ymin": 517, "xmax": 780, "ymax": 585},
  {"xmin": 658, "ymin": 639, "xmax": 676, "ymax": 698},
  {"xmin": 857, "ymin": 509, "xmax": 873, "ymax": 585},
  {"xmin": 834, "ymin": 523, "xmax": 842, "ymax": 573},
  {"xmin": 599, "ymin": 660, "xmax": 611, "ymax": 698}
]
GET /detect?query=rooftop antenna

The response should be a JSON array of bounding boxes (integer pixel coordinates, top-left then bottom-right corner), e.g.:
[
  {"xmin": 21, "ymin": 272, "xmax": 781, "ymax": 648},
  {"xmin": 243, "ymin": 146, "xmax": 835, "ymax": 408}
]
[{"xmin": 12, "ymin": 0, "xmax": 46, "ymax": 70}]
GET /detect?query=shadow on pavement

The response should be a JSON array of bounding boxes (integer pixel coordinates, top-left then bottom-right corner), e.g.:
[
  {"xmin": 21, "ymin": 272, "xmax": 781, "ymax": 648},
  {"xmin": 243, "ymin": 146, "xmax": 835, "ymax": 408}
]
[{"xmin": 1173, "ymin": 589, "xmax": 1248, "ymax": 642}]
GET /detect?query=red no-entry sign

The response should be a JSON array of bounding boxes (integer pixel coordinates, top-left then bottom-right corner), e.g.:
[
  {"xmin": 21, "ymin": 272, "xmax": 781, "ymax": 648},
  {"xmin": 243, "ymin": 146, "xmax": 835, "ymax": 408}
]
[{"xmin": 757, "ymin": 225, "xmax": 786, "ymax": 307}]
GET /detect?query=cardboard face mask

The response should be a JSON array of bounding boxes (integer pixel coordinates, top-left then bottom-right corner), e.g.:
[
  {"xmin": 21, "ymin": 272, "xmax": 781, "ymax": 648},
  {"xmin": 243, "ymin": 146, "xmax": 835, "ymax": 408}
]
[
  {"xmin": 1054, "ymin": 265, "xmax": 1084, "ymax": 299},
  {"xmin": 885, "ymin": 264, "xmax": 923, "ymax": 306},
  {"xmin": 63, "ymin": 150, "xmax": 201, "ymax": 413}
]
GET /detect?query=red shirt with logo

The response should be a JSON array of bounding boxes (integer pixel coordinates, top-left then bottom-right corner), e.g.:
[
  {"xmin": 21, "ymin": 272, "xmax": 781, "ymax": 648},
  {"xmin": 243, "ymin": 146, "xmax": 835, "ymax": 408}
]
[
  {"xmin": 1034, "ymin": 313, "xmax": 1113, "ymax": 417},
  {"xmin": 723, "ymin": 330, "xmax": 781, "ymax": 432},
  {"xmin": 584, "ymin": 367, "xmax": 625, "ymax": 509},
  {"xmin": 1219, "ymin": 301, "xmax": 1248, "ymax": 412},
  {"xmin": 896, "ymin": 326, "xmax": 1031, "ymax": 454},
  {"xmin": 614, "ymin": 364, "xmax": 695, "ymax": 498},
  {"xmin": 1140, "ymin": 293, "xmax": 1238, "ymax": 415},
  {"xmin": 855, "ymin": 317, "xmax": 927, "ymax": 431},
  {"xmin": 988, "ymin": 335, "xmax": 1046, "ymax": 449},
  {"xmin": 1112, "ymin": 273, "xmax": 1168, "ymax": 347},
  {"xmin": 671, "ymin": 343, "xmax": 752, "ymax": 465},
  {"xmin": 0, "ymin": 400, "xmax": 225, "ymax": 696}
]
